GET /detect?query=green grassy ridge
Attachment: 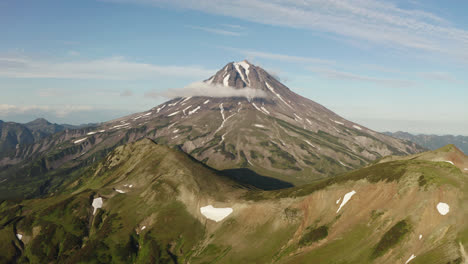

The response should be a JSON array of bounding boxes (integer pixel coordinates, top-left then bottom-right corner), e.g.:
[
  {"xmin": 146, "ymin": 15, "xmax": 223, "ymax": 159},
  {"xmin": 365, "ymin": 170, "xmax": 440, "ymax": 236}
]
[{"xmin": 245, "ymin": 159, "xmax": 463, "ymax": 201}]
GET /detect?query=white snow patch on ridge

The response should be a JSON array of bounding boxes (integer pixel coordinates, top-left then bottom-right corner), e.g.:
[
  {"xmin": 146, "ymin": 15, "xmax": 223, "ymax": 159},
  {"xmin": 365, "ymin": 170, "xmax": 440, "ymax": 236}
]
[
  {"xmin": 336, "ymin": 190, "xmax": 356, "ymax": 213},
  {"xmin": 203, "ymin": 99, "xmax": 210, "ymax": 104},
  {"xmin": 74, "ymin": 138, "xmax": 87, "ymax": 144},
  {"xmin": 436, "ymin": 202, "xmax": 450, "ymax": 215},
  {"xmin": 405, "ymin": 254, "xmax": 416, "ymax": 264},
  {"xmin": 168, "ymin": 111, "xmax": 180, "ymax": 117},
  {"xmin": 352, "ymin": 125, "xmax": 362, "ymax": 130},
  {"xmin": 200, "ymin": 205, "xmax": 233, "ymax": 222},
  {"xmin": 188, "ymin": 106, "xmax": 200, "ymax": 115},
  {"xmin": 156, "ymin": 104, "xmax": 166, "ymax": 113},
  {"xmin": 16, "ymin": 234, "xmax": 23, "ymax": 240},
  {"xmin": 336, "ymin": 198, "xmax": 341, "ymax": 204},
  {"xmin": 332, "ymin": 120, "xmax": 344, "ymax": 125},
  {"xmin": 115, "ymin": 189, "xmax": 125, "ymax": 194},
  {"xmin": 254, "ymin": 124, "xmax": 265, "ymax": 128},
  {"xmin": 223, "ymin": 74, "xmax": 230, "ymax": 86},
  {"xmin": 443, "ymin": 160, "xmax": 454, "ymax": 165},
  {"xmin": 92, "ymin": 197, "xmax": 103, "ymax": 215},
  {"xmin": 419, "ymin": 234, "xmax": 422, "ymax": 240},
  {"xmin": 265, "ymin": 82, "xmax": 293, "ymax": 109}
]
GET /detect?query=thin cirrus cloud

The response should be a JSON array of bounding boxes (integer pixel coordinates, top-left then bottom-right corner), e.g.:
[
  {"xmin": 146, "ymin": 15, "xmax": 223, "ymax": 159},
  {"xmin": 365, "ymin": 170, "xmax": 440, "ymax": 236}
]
[
  {"xmin": 0, "ymin": 56, "xmax": 214, "ymax": 80},
  {"xmin": 186, "ymin": 25, "xmax": 242, "ymax": 36},
  {"xmin": 0, "ymin": 104, "xmax": 95, "ymax": 117},
  {"xmin": 308, "ymin": 66, "xmax": 415, "ymax": 87},
  {"xmin": 112, "ymin": 0, "xmax": 468, "ymax": 62},
  {"xmin": 223, "ymin": 47, "xmax": 334, "ymax": 65}
]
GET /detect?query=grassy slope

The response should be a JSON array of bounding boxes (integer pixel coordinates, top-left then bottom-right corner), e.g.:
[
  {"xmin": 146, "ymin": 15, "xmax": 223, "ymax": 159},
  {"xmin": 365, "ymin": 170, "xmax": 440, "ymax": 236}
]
[{"xmin": 0, "ymin": 140, "xmax": 466, "ymax": 263}]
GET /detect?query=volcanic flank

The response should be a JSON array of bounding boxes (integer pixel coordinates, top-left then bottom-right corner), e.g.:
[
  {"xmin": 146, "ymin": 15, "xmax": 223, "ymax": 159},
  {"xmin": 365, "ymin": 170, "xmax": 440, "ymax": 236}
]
[{"xmin": 0, "ymin": 60, "xmax": 424, "ymax": 199}]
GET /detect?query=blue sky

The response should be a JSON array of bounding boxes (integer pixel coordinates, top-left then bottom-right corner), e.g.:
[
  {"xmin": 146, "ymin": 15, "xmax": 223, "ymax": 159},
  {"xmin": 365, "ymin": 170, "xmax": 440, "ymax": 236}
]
[{"xmin": 1, "ymin": 0, "xmax": 467, "ymax": 135}]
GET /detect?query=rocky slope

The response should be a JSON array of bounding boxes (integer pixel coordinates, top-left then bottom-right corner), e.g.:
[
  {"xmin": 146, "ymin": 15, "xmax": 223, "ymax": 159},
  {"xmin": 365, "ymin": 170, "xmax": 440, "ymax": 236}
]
[
  {"xmin": 385, "ymin": 131, "xmax": 468, "ymax": 155},
  {"xmin": 0, "ymin": 139, "xmax": 466, "ymax": 263}
]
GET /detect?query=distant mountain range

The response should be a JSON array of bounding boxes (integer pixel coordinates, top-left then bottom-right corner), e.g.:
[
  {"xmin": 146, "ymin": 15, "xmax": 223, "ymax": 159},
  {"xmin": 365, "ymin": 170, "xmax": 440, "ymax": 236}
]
[{"xmin": 384, "ymin": 131, "xmax": 468, "ymax": 154}]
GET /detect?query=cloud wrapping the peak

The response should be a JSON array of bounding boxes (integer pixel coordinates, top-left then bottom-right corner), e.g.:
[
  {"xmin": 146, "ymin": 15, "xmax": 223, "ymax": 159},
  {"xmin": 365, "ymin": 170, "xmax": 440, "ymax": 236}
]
[{"xmin": 146, "ymin": 82, "xmax": 267, "ymax": 99}]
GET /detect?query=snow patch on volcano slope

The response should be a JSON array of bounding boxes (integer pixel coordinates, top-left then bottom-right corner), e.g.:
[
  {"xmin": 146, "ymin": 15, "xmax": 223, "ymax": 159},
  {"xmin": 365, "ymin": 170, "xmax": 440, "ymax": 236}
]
[
  {"xmin": 74, "ymin": 138, "xmax": 87, "ymax": 144},
  {"xmin": 92, "ymin": 197, "xmax": 103, "ymax": 215},
  {"xmin": 188, "ymin": 106, "xmax": 200, "ymax": 115},
  {"xmin": 304, "ymin": 140, "xmax": 316, "ymax": 148},
  {"xmin": 203, "ymin": 99, "xmax": 210, "ymax": 104},
  {"xmin": 265, "ymin": 82, "xmax": 293, "ymax": 109},
  {"xmin": 436, "ymin": 202, "xmax": 450, "ymax": 215},
  {"xmin": 336, "ymin": 190, "xmax": 356, "ymax": 213},
  {"xmin": 156, "ymin": 104, "xmax": 166, "ymax": 113},
  {"xmin": 115, "ymin": 189, "xmax": 125, "ymax": 194},
  {"xmin": 252, "ymin": 102, "xmax": 268, "ymax": 115},
  {"xmin": 293, "ymin": 113, "xmax": 303, "ymax": 121},
  {"xmin": 254, "ymin": 124, "xmax": 265, "ymax": 128},
  {"xmin": 16, "ymin": 234, "xmax": 22, "ymax": 240},
  {"xmin": 200, "ymin": 205, "xmax": 233, "ymax": 222},
  {"xmin": 168, "ymin": 111, "xmax": 180, "ymax": 117},
  {"xmin": 234, "ymin": 62, "xmax": 249, "ymax": 85},
  {"xmin": 182, "ymin": 105, "xmax": 192, "ymax": 115},
  {"xmin": 223, "ymin": 74, "xmax": 230, "ymax": 86},
  {"xmin": 405, "ymin": 254, "xmax": 416, "ymax": 264},
  {"xmin": 443, "ymin": 160, "xmax": 454, "ymax": 165},
  {"xmin": 181, "ymin": 96, "xmax": 192, "ymax": 105}
]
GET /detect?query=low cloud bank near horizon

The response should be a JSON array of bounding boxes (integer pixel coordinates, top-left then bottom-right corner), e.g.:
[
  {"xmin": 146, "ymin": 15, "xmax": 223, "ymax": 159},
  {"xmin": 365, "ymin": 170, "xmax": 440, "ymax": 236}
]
[{"xmin": 146, "ymin": 82, "xmax": 267, "ymax": 99}]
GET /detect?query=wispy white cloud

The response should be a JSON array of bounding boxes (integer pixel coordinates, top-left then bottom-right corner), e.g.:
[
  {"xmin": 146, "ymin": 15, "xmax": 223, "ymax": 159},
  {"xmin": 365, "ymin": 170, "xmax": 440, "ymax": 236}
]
[
  {"xmin": 0, "ymin": 56, "xmax": 214, "ymax": 80},
  {"xmin": 186, "ymin": 25, "xmax": 242, "ymax": 36},
  {"xmin": 111, "ymin": 0, "xmax": 468, "ymax": 62},
  {"xmin": 146, "ymin": 82, "xmax": 266, "ymax": 99},
  {"xmin": 0, "ymin": 104, "xmax": 95, "ymax": 117},
  {"xmin": 224, "ymin": 47, "xmax": 334, "ymax": 65},
  {"xmin": 309, "ymin": 66, "xmax": 414, "ymax": 87}
]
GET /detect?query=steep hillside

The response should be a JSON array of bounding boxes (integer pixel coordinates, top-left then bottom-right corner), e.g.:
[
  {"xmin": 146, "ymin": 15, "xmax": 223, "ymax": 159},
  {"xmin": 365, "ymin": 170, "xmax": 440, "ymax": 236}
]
[
  {"xmin": 0, "ymin": 139, "xmax": 466, "ymax": 263},
  {"xmin": 0, "ymin": 61, "xmax": 424, "ymax": 199},
  {"xmin": 385, "ymin": 131, "xmax": 468, "ymax": 154}
]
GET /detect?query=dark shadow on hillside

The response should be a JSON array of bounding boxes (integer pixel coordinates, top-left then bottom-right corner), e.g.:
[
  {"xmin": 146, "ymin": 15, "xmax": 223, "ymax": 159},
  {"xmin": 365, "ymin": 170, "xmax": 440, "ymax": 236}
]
[{"xmin": 220, "ymin": 168, "xmax": 294, "ymax": 190}]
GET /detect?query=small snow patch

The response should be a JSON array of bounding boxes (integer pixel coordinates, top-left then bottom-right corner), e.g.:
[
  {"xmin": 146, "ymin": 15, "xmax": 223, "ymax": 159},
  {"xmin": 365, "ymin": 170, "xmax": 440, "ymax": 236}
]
[
  {"xmin": 332, "ymin": 119, "xmax": 344, "ymax": 125},
  {"xmin": 223, "ymin": 74, "xmax": 230, "ymax": 86},
  {"xmin": 261, "ymin": 106, "xmax": 270, "ymax": 115},
  {"xmin": 254, "ymin": 124, "xmax": 265, "ymax": 128},
  {"xmin": 443, "ymin": 160, "xmax": 454, "ymax": 165},
  {"xmin": 200, "ymin": 205, "xmax": 233, "ymax": 222},
  {"xmin": 129, "ymin": 184, "xmax": 133, "ymax": 188},
  {"xmin": 464, "ymin": 168, "xmax": 468, "ymax": 171},
  {"xmin": 436, "ymin": 202, "xmax": 450, "ymax": 215},
  {"xmin": 203, "ymin": 99, "xmax": 210, "ymax": 104},
  {"xmin": 173, "ymin": 129, "xmax": 179, "ymax": 133},
  {"xmin": 336, "ymin": 198, "xmax": 341, "ymax": 204},
  {"xmin": 337, "ymin": 190, "xmax": 356, "ymax": 213},
  {"xmin": 99, "ymin": 130, "xmax": 105, "ymax": 133},
  {"xmin": 293, "ymin": 113, "xmax": 303, "ymax": 121},
  {"xmin": 188, "ymin": 106, "xmax": 200, "ymax": 115},
  {"xmin": 168, "ymin": 111, "xmax": 180, "ymax": 117},
  {"xmin": 115, "ymin": 189, "xmax": 125, "ymax": 194},
  {"xmin": 419, "ymin": 234, "xmax": 422, "ymax": 240},
  {"xmin": 156, "ymin": 104, "xmax": 166, "ymax": 113},
  {"xmin": 405, "ymin": 254, "xmax": 416, "ymax": 264},
  {"xmin": 74, "ymin": 138, "xmax": 87, "ymax": 144},
  {"xmin": 304, "ymin": 140, "xmax": 316, "ymax": 148},
  {"xmin": 16, "ymin": 234, "xmax": 22, "ymax": 240},
  {"xmin": 92, "ymin": 197, "xmax": 103, "ymax": 215},
  {"xmin": 141, "ymin": 226, "xmax": 146, "ymax": 230},
  {"xmin": 87, "ymin": 131, "xmax": 97, "ymax": 135},
  {"xmin": 352, "ymin": 125, "xmax": 362, "ymax": 130}
]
